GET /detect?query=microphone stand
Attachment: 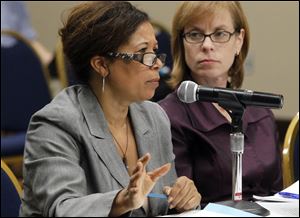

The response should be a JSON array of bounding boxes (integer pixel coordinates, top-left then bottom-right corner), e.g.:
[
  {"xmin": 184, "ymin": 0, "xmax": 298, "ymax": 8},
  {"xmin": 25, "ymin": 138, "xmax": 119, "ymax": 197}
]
[{"xmin": 216, "ymin": 91, "xmax": 270, "ymax": 216}]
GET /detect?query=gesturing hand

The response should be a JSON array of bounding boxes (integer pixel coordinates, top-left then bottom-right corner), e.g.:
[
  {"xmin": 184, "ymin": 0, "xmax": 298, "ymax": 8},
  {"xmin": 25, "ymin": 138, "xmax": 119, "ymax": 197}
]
[
  {"xmin": 125, "ymin": 153, "xmax": 171, "ymax": 210},
  {"xmin": 163, "ymin": 176, "xmax": 201, "ymax": 213}
]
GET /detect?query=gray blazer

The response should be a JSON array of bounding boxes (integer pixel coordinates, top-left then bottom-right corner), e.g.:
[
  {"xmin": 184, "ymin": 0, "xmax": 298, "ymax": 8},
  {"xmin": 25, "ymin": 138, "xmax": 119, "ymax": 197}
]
[{"xmin": 20, "ymin": 85, "xmax": 177, "ymax": 217}]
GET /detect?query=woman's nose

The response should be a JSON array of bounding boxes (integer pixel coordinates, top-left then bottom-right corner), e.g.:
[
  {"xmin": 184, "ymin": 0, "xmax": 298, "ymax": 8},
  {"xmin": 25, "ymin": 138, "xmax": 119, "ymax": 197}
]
[
  {"xmin": 152, "ymin": 57, "xmax": 164, "ymax": 70},
  {"xmin": 201, "ymin": 36, "xmax": 215, "ymax": 51}
]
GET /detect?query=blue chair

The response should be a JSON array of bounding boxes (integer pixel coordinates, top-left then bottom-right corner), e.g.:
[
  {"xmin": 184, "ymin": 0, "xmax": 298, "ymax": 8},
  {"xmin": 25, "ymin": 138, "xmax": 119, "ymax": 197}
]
[
  {"xmin": 152, "ymin": 21, "xmax": 173, "ymax": 77},
  {"xmin": 1, "ymin": 160, "xmax": 22, "ymax": 217},
  {"xmin": 151, "ymin": 21, "xmax": 174, "ymax": 102},
  {"xmin": 1, "ymin": 30, "xmax": 52, "ymax": 176},
  {"xmin": 1, "ymin": 30, "xmax": 52, "ymax": 132},
  {"xmin": 282, "ymin": 112, "xmax": 299, "ymax": 188},
  {"xmin": 1, "ymin": 133, "xmax": 26, "ymax": 156}
]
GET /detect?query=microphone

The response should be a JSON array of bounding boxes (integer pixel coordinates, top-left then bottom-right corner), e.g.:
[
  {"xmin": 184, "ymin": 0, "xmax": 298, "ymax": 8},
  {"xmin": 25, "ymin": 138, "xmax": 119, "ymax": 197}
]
[{"xmin": 177, "ymin": 80, "xmax": 284, "ymax": 109}]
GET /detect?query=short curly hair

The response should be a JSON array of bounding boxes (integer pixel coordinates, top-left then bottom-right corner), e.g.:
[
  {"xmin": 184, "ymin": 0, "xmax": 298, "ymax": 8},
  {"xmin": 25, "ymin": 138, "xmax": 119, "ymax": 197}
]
[{"xmin": 59, "ymin": 1, "xmax": 149, "ymax": 83}]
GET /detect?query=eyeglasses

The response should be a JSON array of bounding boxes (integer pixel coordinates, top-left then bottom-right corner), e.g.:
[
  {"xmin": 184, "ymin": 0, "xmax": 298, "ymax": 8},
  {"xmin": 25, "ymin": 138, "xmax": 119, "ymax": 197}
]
[
  {"xmin": 182, "ymin": 30, "xmax": 237, "ymax": 44},
  {"xmin": 106, "ymin": 52, "xmax": 167, "ymax": 67}
]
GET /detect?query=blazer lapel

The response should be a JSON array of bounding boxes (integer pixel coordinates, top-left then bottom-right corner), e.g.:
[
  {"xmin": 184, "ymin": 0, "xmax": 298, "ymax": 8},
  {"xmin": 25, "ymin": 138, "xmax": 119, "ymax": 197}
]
[
  {"xmin": 129, "ymin": 103, "xmax": 152, "ymax": 158},
  {"xmin": 130, "ymin": 103, "xmax": 167, "ymax": 215},
  {"xmin": 78, "ymin": 86, "xmax": 129, "ymax": 188},
  {"xmin": 78, "ymin": 89, "xmax": 166, "ymax": 214}
]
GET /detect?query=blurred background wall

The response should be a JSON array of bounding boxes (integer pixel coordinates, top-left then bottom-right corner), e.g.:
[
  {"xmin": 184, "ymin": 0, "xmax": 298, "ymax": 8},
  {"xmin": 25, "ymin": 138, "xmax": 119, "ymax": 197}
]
[{"xmin": 26, "ymin": 1, "xmax": 299, "ymax": 120}]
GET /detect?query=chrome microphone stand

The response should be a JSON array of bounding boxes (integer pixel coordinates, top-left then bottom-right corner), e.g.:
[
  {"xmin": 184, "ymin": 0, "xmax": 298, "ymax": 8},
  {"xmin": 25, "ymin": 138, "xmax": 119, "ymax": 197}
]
[
  {"xmin": 218, "ymin": 91, "xmax": 245, "ymax": 201},
  {"xmin": 231, "ymin": 131, "xmax": 244, "ymax": 201},
  {"xmin": 230, "ymin": 116, "xmax": 244, "ymax": 201},
  {"xmin": 216, "ymin": 91, "xmax": 270, "ymax": 216}
]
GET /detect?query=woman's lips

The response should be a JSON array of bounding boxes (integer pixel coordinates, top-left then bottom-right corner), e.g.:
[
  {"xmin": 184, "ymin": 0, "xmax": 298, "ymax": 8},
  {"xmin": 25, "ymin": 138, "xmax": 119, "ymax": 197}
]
[
  {"xmin": 146, "ymin": 78, "xmax": 160, "ymax": 88},
  {"xmin": 198, "ymin": 59, "xmax": 219, "ymax": 68},
  {"xmin": 147, "ymin": 78, "xmax": 160, "ymax": 83},
  {"xmin": 200, "ymin": 59, "xmax": 218, "ymax": 63}
]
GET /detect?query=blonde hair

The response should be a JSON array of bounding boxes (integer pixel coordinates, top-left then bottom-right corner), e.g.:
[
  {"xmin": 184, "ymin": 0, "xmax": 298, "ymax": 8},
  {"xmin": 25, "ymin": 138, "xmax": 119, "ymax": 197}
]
[{"xmin": 169, "ymin": 1, "xmax": 249, "ymax": 89}]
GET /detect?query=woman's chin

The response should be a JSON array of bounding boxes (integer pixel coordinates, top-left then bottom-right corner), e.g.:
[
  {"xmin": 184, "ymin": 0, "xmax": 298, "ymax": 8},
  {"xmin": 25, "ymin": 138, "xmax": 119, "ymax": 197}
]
[{"xmin": 139, "ymin": 91, "xmax": 156, "ymax": 101}]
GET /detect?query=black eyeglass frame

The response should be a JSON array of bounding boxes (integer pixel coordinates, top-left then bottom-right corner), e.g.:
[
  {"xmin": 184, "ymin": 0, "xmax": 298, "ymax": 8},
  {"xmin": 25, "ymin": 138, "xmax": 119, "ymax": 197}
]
[
  {"xmin": 182, "ymin": 30, "xmax": 239, "ymax": 44},
  {"xmin": 106, "ymin": 52, "xmax": 167, "ymax": 67}
]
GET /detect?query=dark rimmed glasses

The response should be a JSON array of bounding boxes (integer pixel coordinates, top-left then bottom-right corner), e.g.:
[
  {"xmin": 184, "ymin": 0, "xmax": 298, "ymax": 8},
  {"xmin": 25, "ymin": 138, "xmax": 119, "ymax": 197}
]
[
  {"xmin": 107, "ymin": 52, "xmax": 167, "ymax": 67},
  {"xmin": 182, "ymin": 30, "xmax": 238, "ymax": 44}
]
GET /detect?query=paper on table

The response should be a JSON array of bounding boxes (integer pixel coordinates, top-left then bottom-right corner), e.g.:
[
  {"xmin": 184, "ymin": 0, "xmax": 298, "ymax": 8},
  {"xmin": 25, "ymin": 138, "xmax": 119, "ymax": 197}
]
[
  {"xmin": 159, "ymin": 203, "xmax": 259, "ymax": 217},
  {"xmin": 276, "ymin": 180, "xmax": 299, "ymax": 195},
  {"xmin": 257, "ymin": 201, "xmax": 299, "ymax": 217},
  {"xmin": 203, "ymin": 203, "xmax": 260, "ymax": 217},
  {"xmin": 158, "ymin": 209, "xmax": 233, "ymax": 217},
  {"xmin": 254, "ymin": 180, "xmax": 299, "ymax": 217},
  {"xmin": 253, "ymin": 195, "xmax": 297, "ymax": 202},
  {"xmin": 253, "ymin": 180, "xmax": 299, "ymax": 202},
  {"xmin": 161, "ymin": 182, "xmax": 299, "ymax": 217}
]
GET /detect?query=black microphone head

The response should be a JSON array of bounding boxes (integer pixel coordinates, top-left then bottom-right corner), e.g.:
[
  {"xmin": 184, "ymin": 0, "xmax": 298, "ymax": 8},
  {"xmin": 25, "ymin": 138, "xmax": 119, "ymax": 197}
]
[{"xmin": 177, "ymin": 80, "xmax": 198, "ymax": 103}]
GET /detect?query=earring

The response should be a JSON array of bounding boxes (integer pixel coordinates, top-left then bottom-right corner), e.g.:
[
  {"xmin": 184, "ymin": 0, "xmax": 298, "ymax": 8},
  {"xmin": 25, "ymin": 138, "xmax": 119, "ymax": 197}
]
[
  {"xmin": 236, "ymin": 51, "xmax": 240, "ymax": 56},
  {"xmin": 102, "ymin": 76, "xmax": 105, "ymax": 93}
]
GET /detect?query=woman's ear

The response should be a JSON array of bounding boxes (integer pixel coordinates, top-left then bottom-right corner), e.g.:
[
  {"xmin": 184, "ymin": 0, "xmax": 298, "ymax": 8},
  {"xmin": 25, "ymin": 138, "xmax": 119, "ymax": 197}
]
[
  {"xmin": 90, "ymin": 56, "xmax": 109, "ymax": 77},
  {"xmin": 236, "ymin": 28, "xmax": 245, "ymax": 54}
]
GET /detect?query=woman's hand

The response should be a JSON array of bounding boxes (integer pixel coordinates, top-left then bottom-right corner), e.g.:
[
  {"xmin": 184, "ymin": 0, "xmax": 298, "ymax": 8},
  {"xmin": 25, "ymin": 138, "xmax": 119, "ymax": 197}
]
[
  {"xmin": 125, "ymin": 153, "xmax": 171, "ymax": 209},
  {"xmin": 163, "ymin": 176, "xmax": 201, "ymax": 213},
  {"xmin": 110, "ymin": 153, "xmax": 171, "ymax": 216}
]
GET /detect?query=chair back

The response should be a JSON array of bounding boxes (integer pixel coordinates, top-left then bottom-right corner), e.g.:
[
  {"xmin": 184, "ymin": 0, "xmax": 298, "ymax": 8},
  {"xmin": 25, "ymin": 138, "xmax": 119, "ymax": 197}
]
[
  {"xmin": 1, "ymin": 30, "xmax": 52, "ymax": 131},
  {"xmin": 1, "ymin": 160, "xmax": 22, "ymax": 217},
  {"xmin": 282, "ymin": 112, "xmax": 299, "ymax": 188},
  {"xmin": 55, "ymin": 38, "xmax": 79, "ymax": 88}
]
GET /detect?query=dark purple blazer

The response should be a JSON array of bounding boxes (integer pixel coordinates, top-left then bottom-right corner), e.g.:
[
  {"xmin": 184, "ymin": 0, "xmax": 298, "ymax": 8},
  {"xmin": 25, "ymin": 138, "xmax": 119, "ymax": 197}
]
[{"xmin": 159, "ymin": 91, "xmax": 283, "ymax": 203}]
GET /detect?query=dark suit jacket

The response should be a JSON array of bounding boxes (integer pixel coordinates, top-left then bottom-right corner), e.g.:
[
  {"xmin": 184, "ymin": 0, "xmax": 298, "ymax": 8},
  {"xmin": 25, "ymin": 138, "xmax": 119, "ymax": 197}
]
[
  {"xmin": 159, "ymin": 91, "xmax": 283, "ymax": 204},
  {"xmin": 20, "ymin": 85, "xmax": 177, "ymax": 217}
]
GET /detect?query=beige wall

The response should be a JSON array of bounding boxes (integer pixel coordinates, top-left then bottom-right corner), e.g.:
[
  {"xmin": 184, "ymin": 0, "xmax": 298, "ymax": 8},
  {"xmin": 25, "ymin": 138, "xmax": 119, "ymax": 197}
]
[{"xmin": 26, "ymin": 1, "xmax": 299, "ymax": 120}]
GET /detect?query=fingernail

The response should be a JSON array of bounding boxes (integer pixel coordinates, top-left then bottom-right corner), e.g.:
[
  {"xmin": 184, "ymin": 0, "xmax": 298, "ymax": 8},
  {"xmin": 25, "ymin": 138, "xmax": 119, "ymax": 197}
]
[
  {"xmin": 169, "ymin": 204, "xmax": 174, "ymax": 209},
  {"xmin": 164, "ymin": 187, "xmax": 171, "ymax": 195}
]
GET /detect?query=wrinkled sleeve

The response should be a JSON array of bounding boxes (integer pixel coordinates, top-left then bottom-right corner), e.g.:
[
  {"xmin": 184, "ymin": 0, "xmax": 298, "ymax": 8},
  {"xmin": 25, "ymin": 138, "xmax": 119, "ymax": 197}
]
[{"xmin": 22, "ymin": 110, "xmax": 120, "ymax": 217}]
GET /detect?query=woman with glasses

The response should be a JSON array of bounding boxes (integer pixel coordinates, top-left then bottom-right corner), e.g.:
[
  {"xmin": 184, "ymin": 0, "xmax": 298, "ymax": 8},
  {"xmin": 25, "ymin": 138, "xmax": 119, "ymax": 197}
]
[
  {"xmin": 159, "ymin": 2, "xmax": 282, "ymax": 204},
  {"xmin": 20, "ymin": 2, "xmax": 200, "ymax": 217}
]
